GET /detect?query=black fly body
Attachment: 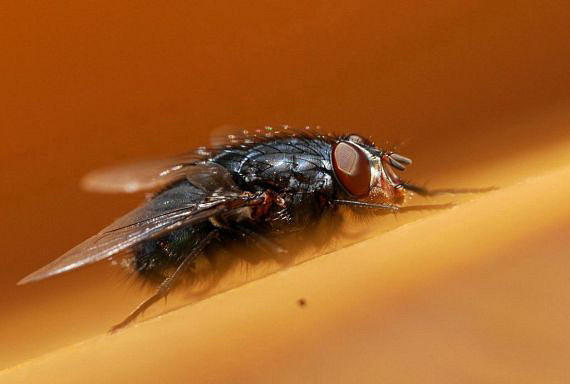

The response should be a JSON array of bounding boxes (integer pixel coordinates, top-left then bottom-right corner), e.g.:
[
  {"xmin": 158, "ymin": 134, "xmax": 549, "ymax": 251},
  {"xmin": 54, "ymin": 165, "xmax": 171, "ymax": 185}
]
[{"xmin": 18, "ymin": 126, "xmax": 492, "ymax": 330}]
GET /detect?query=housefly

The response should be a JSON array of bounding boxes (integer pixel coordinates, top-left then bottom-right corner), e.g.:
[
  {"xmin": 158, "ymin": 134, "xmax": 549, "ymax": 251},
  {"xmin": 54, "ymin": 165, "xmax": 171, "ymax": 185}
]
[{"xmin": 18, "ymin": 126, "xmax": 490, "ymax": 331}]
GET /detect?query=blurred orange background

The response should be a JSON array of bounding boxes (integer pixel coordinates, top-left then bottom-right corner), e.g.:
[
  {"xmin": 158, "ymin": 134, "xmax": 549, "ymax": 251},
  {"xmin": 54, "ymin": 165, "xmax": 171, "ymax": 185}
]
[{"xmin": 1, "ymin": 0, "xmax": 570, "ymax": 381}]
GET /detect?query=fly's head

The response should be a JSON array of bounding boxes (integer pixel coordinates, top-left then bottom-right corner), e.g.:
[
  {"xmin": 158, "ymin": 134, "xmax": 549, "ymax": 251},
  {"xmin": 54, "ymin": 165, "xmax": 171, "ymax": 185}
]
[{"xmin": 331, "ymin": 134, "xmax": 412, "ymax": 206}]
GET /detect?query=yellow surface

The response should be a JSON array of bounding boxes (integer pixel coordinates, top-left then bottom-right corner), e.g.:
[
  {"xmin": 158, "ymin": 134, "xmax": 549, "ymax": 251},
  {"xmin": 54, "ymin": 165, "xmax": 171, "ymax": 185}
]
[
  {"xmin": 2, "ymin": 1, "xmax": 570, "ymax": 382},
  {"xmin": 2, "ymin": 139, "xmax": 570, "ymax": 383}
]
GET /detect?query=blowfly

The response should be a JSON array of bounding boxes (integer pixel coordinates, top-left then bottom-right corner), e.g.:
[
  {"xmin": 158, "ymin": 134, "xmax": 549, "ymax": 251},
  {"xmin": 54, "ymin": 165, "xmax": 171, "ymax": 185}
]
[{"xmin": 18, "ymin": 126, "xmax": 491, "ymax": 330}]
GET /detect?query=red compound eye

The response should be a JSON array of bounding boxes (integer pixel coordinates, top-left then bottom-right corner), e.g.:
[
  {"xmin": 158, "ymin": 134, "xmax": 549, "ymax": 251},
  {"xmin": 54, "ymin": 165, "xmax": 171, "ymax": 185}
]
[{"xmin": 332, "ymin": 141, "xmax": 371, "ymax": 197}]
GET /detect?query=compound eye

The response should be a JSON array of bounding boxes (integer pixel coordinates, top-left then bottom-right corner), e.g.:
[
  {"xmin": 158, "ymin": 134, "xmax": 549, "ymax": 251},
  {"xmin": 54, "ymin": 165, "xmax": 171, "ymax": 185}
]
[{"xmin": 332, "ymin": 141, "xmax": 372, "ymax": 197}]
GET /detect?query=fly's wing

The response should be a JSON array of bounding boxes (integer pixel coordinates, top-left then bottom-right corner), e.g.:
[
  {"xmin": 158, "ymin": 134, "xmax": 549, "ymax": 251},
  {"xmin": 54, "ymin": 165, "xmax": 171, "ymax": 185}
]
[
  {"xmin": 81, "ymin": 152, "xmax": 205, "ymax": 193},
  {"xmin": 19, "ymin": 164, "xmax": 247, "ymax": 285},
  {"xmin": 83, "ymin": 126, "xmax": 332, "ymax": 194}
]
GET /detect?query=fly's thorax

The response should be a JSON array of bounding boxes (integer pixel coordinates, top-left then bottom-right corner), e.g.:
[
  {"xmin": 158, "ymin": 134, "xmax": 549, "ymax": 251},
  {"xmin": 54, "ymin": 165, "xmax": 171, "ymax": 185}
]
[{"xmin": 212, "ymin": 137, "xmax": 334, "ymax": 194}]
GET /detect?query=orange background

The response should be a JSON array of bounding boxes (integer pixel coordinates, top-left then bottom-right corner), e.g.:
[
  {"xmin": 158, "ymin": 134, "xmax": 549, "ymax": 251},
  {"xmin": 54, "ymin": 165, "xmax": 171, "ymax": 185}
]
[{"xmin": 1, "ymin": 0, "xmax": 570, "ymax": 381}]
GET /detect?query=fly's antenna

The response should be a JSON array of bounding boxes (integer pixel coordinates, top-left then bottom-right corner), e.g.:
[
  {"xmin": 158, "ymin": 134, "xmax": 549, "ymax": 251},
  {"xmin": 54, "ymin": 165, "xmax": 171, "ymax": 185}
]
[
  {"xmin": 332, "ymin": 200, "xmax": 399, "ymax": 211},
  {"xmin": 386, "ymin": 153, "xmax": 412, "ymax": 171}
]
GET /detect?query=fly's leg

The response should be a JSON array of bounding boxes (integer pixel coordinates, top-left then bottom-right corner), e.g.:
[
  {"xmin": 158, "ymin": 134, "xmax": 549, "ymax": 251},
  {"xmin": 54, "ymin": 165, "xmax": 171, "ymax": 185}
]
[
  {"xmin": 210, "ymin": 216, "xmax": 288, "ymax": 255},
  {"xmin": 208, "ymin": 189, "xmax": 288, "ymax": 254},
  {"xmin": 401, "ymin": 183, "xmax": 497, "ymax": 196},
  {"xmin": 397, "ymin": 203, "xmax": 455, "ymax": 213},
  {"xmin": 333, "ymin": 200, "xmax": 400, "ymax": 211},
  {"xmin": 110, "ymin": 230, "xmax": 218, "ymax": 332},
  {"xmin": 235, "ymin": 225, "xmax": 288, "ymax": 255},
  {"xmin": 228, "ymin": 190, "xmax": 288, "ymax": 254}
]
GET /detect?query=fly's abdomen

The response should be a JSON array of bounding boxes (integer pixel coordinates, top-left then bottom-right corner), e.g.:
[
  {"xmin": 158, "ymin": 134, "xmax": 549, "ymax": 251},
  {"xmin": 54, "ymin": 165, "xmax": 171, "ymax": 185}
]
[
  {"xmin": 129, "ymin": 179, "xmax": 212, "ymax": 280},
  {"xmin": 133, "ymin": 223, "xmax": 212, "ymax": 281}
]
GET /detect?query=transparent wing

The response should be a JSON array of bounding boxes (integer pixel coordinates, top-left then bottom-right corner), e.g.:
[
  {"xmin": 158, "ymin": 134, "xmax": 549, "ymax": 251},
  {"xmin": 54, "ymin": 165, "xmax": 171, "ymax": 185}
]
[
  {"xmin": 19, "ymin": 166, "xmax": 250, "ymax": 284},
  {"xmin": 81, "ymin": 152, "xmax": 202, "ymax": 193}
]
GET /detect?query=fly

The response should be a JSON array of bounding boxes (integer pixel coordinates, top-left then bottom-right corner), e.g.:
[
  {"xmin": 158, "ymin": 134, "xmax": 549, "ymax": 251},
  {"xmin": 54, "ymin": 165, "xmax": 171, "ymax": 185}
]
[{"xmin": 18, "ymin": 126, "xmax": 493, "ymax": 331}]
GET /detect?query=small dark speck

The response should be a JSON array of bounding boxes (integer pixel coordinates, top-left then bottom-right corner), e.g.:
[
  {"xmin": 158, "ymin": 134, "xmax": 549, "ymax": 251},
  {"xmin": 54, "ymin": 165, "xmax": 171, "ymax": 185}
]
[{"xmin": 297, "ymin": 298, "xmax": 307, "ymax": 307}]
